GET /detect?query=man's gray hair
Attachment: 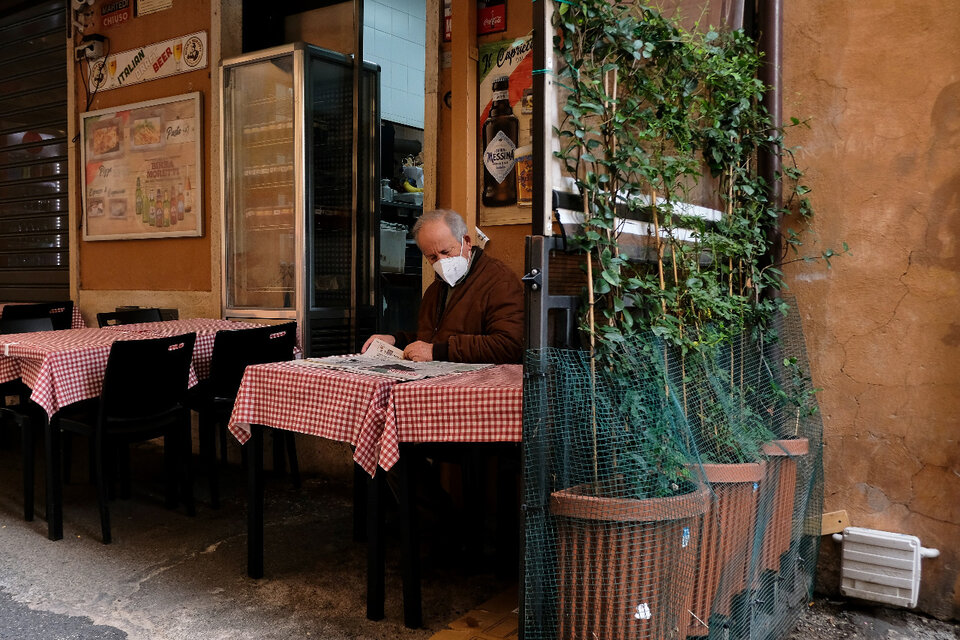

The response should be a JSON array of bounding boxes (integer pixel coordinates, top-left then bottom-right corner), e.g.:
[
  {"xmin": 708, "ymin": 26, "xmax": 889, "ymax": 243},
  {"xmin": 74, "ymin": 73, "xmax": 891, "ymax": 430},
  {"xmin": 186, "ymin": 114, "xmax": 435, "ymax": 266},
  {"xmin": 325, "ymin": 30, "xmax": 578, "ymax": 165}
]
[{"xmin": 412, "ymin": 209, "xmax": 468, "ymax": 246}]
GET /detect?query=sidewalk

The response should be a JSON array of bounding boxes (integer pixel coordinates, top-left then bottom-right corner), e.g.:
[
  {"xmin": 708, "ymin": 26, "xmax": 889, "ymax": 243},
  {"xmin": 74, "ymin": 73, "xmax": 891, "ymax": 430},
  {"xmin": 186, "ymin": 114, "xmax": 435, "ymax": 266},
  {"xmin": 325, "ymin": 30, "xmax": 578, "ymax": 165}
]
[{"xmin": 0, "ymin": 438, "xmax": 509, "ymax": 640}]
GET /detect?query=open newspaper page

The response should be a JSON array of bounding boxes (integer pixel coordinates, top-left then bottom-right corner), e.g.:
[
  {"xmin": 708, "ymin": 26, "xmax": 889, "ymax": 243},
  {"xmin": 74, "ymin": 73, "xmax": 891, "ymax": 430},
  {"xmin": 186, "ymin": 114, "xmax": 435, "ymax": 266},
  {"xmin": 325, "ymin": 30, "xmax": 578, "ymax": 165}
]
[{"xmin": 290, "ymin": 338, "xmax": 493, "ymax": 380}]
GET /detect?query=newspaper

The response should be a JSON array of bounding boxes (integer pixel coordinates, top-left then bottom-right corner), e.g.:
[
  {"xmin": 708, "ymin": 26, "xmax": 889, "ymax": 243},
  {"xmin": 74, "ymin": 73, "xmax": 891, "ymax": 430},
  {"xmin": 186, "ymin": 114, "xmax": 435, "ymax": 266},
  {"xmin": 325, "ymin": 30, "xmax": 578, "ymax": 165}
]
[{"xmin": 290, "ymin": 338, "xmax": 492, "ymax": 380}]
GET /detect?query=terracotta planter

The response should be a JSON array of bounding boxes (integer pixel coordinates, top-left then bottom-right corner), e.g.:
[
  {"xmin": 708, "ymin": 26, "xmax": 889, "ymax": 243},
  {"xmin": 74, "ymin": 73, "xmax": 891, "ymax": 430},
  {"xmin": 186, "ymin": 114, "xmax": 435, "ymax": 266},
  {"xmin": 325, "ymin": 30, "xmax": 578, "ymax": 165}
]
[
  {"xmin": 759, "ymin": 438, "xmax": 809, "ymax": 572},
  {"xmin": 551, "ymin": 483, "xmax": 711, "ymax": 640},
  {"xmin": 687, "ymin": 461, "xmax": 766, "ymax": 638}
]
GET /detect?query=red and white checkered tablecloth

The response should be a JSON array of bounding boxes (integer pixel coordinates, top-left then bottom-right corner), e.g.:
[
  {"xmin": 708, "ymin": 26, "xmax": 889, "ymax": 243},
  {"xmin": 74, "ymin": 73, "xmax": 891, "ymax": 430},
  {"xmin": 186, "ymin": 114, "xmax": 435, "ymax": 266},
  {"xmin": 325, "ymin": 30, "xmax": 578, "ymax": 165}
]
[
  {"xmin": 0, "ymin": 303, "xmax": 85, "ymax": 329},
  {"xmin": 227, "ymin": 361, "xmax": 399, "ymax": 475},
  {"xmin": 102, "ymin": 318, "xmax": 281, "ymax": 379},
  {"xmin": 0, "ymin": 328, "xmax": 199, "ymax": 417},
  {"xmin": 376, "ymin": 364, "xmax": 523, "ymax": 472}
]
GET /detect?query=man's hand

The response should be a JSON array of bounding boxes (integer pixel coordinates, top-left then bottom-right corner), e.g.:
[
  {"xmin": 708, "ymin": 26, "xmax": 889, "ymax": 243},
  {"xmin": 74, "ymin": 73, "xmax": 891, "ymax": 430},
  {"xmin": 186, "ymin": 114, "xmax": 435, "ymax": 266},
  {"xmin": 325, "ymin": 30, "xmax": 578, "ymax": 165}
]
[
  {"xmin": 361, "ymin": 334, "xmax": 395, "ymax": 353},
  {"xmin": 403, "ymin": 341, "xmax": 434, "ymax": 362}
]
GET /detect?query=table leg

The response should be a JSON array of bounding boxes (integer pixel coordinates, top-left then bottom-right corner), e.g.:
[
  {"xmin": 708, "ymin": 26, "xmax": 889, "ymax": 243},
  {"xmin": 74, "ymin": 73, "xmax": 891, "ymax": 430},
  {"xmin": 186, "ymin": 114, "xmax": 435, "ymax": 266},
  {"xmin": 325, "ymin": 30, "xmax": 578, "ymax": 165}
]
[
  {"xmin": 365, "ymin": 469, "xmax": 385, "ymax": 621},
  {"xmin": 463, "ymin": 447, "xmax": 485, "ymax": 574},
  {"xmin": 398, "ymin": 445, "xmax": 422, "ymax": 629},
  {"xmin": 353, "ymin": 462, "xmax": 368, "ymax": 542},
  {"xmin": 44, "ymin": 414, "xmax": 62, "ymax": 540},
  {"xmin": 22, "ymin": 416, "xmax": 34, "ymax": 522},
  {"xmin": 247, "ymin": 424, "xmax": 264, "ymax": 579}
]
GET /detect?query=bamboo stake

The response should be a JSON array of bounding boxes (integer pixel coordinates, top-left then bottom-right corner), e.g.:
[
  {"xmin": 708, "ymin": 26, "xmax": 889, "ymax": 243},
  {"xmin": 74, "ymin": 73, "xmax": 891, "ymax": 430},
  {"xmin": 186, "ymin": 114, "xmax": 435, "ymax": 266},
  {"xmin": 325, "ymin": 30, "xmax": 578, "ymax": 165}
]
[{"xmin": 587, "ymin": 246, "xmax": 599, "ymax": 491}]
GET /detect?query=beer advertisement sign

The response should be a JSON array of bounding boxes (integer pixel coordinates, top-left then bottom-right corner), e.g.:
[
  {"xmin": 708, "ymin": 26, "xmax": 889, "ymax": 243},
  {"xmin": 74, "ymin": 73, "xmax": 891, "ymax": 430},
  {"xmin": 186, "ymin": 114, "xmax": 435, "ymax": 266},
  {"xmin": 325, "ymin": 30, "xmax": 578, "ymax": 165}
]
[
  {"xmin": 88, "ymin": 31, "xmax": 207, "ymax": 93},
  {"xmin": 81, "ymin": 92, "xmax": 203, "ymax": 241},
  {"xmin": 478, "ymin": 33, "xmax": 533, "ymax": 226}
]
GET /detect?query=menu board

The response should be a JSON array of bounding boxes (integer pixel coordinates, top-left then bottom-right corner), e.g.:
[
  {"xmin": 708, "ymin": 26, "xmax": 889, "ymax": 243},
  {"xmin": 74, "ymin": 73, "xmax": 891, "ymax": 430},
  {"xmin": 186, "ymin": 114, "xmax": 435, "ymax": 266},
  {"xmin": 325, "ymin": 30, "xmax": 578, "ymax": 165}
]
[{"xmin": 81, "ymin": 92, "xmax": 202, "ymax": 241}]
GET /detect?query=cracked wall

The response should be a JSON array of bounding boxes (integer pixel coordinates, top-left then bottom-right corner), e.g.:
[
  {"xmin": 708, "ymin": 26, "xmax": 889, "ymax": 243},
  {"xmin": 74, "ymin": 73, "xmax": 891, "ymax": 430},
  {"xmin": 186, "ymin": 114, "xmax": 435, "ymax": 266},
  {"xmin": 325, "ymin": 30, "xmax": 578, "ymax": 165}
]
[{"xmin": 784, "ymin": 1, "xmax": 960, "ymax": 620}]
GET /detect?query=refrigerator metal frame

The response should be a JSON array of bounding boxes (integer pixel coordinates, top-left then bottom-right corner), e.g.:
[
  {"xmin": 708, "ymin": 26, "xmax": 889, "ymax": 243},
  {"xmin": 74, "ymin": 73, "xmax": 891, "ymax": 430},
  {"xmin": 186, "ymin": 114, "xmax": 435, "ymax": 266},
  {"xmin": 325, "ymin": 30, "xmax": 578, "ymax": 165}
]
[{"xmin": 219, "ymin": 42, "xmax": 380, "ymax": 355}]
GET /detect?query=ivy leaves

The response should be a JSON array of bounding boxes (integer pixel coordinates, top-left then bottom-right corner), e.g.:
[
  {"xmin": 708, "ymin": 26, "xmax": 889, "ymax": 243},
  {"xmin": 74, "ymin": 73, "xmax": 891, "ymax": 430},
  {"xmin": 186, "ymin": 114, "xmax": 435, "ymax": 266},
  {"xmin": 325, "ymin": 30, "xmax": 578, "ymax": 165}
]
[{"xmin": 554, "ymin": 1, "xmax": 822, "ymax": 355}]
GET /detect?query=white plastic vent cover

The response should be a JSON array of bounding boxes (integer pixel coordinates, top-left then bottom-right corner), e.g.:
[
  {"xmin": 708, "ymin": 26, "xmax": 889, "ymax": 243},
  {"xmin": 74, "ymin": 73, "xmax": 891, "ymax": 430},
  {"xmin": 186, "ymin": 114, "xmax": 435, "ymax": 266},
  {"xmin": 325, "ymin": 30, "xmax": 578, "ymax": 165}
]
[{"xmin": 836, "ymin": 527, "xmax": 940, "ymax": 608}]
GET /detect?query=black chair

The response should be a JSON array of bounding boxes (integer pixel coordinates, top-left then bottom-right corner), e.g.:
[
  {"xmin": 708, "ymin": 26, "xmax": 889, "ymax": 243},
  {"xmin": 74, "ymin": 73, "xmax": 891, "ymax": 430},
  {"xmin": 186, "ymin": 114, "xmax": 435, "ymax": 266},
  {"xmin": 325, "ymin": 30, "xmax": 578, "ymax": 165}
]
[
  {"xmin": 116, "ymin": 306, "xmax": 179, "ymax": 321},
  {"xmin": 186, "ymin": 322, "xmax": 298, "ymax": 508},
  {"xmin": 53, "ymin": 333, "xmax": 197, "ymax": 543},
  {"xmin": 96, "ymin": 308, "xmax": 163, "ymax": 327},
  {"xmin": 0, "ymin": 316, "xmax": 55, "ymax": 334},
  {"xmin": 1, "ymin": 302, "xmax": 73, "ymax": 330},
  {"xmin": 0, "ymin": 315, "xmax": 55, "ymax": 520}
]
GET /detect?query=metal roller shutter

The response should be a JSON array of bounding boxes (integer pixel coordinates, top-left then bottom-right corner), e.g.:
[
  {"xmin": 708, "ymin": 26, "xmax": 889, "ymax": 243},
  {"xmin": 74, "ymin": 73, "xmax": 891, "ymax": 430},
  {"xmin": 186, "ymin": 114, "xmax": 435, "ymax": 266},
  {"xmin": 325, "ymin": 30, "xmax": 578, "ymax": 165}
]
[{"xmin": 0, "ymin": 0, "xmax": 68, "ymax": 301}]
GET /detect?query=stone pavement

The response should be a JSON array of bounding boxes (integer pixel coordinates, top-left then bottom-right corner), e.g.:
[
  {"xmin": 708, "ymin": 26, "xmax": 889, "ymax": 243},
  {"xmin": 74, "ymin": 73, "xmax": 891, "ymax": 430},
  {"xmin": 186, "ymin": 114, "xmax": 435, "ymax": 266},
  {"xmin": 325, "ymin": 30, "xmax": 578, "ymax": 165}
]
[{"xmin": 0, "ymin": 436, "xmax": 510, "ymax": 640}]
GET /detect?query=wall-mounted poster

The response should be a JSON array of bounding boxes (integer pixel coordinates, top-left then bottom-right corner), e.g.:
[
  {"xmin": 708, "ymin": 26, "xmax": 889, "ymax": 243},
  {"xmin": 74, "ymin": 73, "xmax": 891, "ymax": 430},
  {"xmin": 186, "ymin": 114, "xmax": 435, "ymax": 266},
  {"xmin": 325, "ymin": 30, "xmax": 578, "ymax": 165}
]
[
  {"xmin": 81, "ymin": 92, "xmax": 202, "ymax": 241},
  {"xmin": 478, "ymin": 33, "xmax": 533, "ymax": 226},
  {"xmin": 478, "ymin": 0, "xmax": 507, "ymax": 35},
  {"xmin": 88, "ymin": 31, "xmax": 207, "ymax": 93}
]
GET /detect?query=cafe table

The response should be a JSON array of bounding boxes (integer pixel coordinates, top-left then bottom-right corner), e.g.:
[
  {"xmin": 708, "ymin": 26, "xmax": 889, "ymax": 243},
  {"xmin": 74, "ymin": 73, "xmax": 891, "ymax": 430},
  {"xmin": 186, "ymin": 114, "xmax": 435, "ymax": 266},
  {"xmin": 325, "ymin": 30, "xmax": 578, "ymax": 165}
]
[
  {"xmin": 227, "ymin": 360, "xmax": 399, "ymax": 576},
  {"xmin": 0, "ymin": 302, "xmax": 86, "ymax": 329},
  {"xmin": 0, "ymin": 327, "xmax": 200, "ymax": 539},
  {"xmin": 372, "ymin": 364, "xmax": 523, "ymax": 627},
  {"xmin": 227, "ymin": 361, "xmax": 523, "ymax": 628}
]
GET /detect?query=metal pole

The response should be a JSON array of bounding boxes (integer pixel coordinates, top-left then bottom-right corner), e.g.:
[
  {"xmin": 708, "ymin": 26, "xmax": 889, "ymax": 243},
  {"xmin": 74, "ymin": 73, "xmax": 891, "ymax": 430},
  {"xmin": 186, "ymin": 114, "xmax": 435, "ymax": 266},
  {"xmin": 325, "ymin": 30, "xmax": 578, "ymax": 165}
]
[{"xmin": 757, "ymin": 0, "xmax": 783, "ymax": 266}]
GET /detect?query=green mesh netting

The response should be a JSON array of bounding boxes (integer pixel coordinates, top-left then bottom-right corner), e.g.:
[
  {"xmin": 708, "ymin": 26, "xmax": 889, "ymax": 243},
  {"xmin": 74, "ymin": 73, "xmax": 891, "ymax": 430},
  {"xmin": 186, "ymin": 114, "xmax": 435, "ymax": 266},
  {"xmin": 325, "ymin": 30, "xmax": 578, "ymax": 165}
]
[{"xmin": 522, "ymin": 301, "xmax": 823, "ymax": 639}]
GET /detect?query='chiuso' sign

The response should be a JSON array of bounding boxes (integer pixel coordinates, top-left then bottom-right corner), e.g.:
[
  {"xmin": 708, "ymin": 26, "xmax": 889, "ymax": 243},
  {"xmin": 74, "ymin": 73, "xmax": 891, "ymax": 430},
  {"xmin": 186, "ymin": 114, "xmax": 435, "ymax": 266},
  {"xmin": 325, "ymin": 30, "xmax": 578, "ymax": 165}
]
[{"xmin": 88, "ymin": 31, "xmax": 207, "ymax": 93}]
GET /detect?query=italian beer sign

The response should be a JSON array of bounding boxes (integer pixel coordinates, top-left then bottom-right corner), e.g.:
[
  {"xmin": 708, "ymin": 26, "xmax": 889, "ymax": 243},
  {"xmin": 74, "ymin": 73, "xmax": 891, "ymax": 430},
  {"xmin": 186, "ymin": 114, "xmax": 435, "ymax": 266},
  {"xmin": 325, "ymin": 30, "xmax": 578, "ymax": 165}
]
[
  {"xmin": 478, "ymin": 33, "xmax": 532, "ymax": 225},
  {"xmin": 81, "ymin": 92, "xmax": 203, "ymax": 241},
  {"xmin": 88, "ymin": 31, "xmax": 207, "ymax": 93}
]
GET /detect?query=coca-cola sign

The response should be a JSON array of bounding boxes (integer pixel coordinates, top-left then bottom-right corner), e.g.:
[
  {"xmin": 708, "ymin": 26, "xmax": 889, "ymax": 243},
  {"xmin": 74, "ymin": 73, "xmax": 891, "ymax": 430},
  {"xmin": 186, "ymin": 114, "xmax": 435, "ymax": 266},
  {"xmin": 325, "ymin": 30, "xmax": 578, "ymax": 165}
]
[{"xmin": 478, "ymin": 0, "xmax": 506, "ymax": 35}]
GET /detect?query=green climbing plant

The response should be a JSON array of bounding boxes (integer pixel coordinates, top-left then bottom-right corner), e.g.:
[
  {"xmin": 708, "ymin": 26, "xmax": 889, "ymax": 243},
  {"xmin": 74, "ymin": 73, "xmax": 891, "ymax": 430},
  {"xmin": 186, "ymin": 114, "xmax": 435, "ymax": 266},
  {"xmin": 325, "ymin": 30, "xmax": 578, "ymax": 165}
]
[{"xmin": 554, "ymin": 2, "xmax": 844, "ymax": 485}]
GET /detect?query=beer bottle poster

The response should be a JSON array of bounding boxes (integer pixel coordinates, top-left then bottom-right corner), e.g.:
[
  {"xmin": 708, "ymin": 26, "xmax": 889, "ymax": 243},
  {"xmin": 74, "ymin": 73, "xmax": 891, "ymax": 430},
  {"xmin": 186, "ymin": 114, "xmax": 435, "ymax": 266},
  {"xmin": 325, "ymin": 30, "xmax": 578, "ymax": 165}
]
[
  {"xmin": 81, "ymin": 92, "xmax": 202, "ymax": 241},
  {"xmin": 478, "ymin": 33, "xmax": 533, "ymax": 225}
]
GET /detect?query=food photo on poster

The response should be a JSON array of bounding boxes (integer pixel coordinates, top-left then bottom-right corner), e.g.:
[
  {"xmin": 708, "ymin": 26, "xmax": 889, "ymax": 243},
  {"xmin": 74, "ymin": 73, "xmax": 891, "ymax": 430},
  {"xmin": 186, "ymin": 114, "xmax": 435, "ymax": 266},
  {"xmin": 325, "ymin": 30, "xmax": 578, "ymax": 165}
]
[
  {"xmin": 80, "ymin": 92, "xmax": 202, "ymax": 241},
  {"xmin": 478, "ymin": 33, "xmax": 533, "ymax": 225}
]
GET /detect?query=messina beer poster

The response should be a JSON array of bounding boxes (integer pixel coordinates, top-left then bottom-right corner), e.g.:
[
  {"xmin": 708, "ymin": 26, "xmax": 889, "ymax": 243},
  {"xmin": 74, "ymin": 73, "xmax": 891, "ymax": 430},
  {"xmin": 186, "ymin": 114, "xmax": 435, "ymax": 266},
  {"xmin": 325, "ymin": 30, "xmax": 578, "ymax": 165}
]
[
  {"xmin": 478, "ymin": 33, "xmax": 532, "ymax": 226},
  {"xmin": 81, "ymin": 92, "xmax": 202, "ymax": 241}
]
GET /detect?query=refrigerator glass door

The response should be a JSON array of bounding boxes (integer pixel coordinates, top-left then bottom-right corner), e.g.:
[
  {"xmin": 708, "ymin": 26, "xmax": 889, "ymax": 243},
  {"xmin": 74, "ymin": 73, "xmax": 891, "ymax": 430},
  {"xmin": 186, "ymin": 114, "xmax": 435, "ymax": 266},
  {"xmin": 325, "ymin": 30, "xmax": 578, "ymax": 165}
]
[
  {"xmin": 223, "ymin": 55, "xmax": 296, "ymax": 312},
  {"xmin": 309, "ymin": 56, "xmax": 353, "ymax": 312}
]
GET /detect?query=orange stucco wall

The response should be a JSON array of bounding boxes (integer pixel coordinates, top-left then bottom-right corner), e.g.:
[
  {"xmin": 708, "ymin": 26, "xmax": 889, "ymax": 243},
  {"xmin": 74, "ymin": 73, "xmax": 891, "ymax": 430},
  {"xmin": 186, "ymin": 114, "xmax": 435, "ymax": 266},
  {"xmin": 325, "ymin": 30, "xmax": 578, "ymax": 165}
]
[
  {"xmin": 74, "ymin": 2, "xmax": 213, "ymax": 292},
  {"xmin": 784, "ymin": 1, "xmax": 960, "ymax": 619}
]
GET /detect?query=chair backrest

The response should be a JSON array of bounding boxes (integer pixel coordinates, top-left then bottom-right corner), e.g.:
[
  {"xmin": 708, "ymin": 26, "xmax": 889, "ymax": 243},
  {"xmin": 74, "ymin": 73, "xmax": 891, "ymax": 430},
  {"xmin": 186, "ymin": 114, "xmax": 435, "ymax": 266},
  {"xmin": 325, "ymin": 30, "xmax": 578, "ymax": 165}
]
[
  {"xmin": 208, "ymin": 322, "xmax": 298, "ymax": 399},
  {"xmin": 0, "ymin": 316, "xmax": 55, "ymax": 334},
  {"xmin": 100, "ymin": 333, "xmax": 196, "ymax": 421},
  {"xmin": 1, "ymin": 301, "xmax": 74, "ymax": 330},
  {"xmin": 97, "ymin": 308, "xmax": 163, "ymax": 327}
]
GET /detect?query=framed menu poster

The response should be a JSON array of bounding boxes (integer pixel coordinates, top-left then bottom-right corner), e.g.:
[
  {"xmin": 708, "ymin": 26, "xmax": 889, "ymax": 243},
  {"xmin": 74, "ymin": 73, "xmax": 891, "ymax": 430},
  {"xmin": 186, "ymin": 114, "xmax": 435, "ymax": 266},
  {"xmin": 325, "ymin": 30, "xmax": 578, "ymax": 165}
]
[{"xmin": 81, "ymin": 92, "xmax": 202, "ymax": 241}]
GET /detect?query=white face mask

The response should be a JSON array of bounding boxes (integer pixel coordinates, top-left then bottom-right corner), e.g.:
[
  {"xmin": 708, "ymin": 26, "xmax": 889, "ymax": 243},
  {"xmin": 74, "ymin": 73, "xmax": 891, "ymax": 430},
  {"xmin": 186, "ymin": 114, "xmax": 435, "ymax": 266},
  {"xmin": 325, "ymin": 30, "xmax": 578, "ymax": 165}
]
[{"xmin": 432, "ymin": 239, "xmax": 469, "ymax": 286}]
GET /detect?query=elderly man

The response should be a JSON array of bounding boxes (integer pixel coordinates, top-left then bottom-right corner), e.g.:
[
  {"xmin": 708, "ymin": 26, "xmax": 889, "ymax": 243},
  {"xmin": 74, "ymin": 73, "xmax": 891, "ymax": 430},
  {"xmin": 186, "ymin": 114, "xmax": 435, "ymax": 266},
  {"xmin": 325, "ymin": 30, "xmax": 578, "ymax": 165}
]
[{"xmin": 363, "ymin": 209, "xmax": 524, "ymax": 364}]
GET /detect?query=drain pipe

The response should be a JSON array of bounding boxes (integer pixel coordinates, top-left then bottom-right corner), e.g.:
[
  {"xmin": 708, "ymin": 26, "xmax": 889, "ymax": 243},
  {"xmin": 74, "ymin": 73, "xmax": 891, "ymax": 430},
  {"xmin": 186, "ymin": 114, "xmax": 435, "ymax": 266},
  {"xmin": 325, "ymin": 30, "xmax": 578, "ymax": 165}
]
[{"xmin": 757, "ymin": 0, "xmax": 783, "ymax": 268}]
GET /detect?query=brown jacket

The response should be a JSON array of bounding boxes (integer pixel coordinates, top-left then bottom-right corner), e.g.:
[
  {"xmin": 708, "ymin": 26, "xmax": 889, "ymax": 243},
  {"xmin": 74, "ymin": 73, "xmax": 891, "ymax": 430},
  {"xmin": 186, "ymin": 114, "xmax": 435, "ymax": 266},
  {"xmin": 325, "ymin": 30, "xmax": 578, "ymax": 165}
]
[{"xmin": 395, "ymin": 249, "xmax": 524, "ymax": 364}]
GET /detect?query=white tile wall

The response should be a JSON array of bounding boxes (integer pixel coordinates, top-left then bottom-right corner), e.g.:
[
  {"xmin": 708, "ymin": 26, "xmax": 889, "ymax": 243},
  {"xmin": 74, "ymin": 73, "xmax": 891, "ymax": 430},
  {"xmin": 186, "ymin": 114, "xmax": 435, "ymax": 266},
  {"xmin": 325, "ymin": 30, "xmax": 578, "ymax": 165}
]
[{"xmin": 364, "ymin": 0, "xmax": 426, "ymax": 128}]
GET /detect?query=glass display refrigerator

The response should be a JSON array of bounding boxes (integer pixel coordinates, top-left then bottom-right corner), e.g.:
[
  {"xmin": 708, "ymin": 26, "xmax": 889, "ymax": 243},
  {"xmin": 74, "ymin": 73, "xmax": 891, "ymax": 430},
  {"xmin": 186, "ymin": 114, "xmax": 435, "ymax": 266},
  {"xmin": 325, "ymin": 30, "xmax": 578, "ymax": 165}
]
[{"xmin": 220, "ymin": 43, "xmax": 380, "ymax": 356}]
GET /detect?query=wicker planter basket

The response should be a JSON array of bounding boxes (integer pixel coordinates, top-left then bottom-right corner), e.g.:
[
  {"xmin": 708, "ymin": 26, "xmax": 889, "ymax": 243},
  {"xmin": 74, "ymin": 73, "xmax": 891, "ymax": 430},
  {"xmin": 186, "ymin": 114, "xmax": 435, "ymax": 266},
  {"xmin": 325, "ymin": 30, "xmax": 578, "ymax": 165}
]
[
  {"xmin": 551, "ymin": 483, "xmax": 711, "ymax": 640},
  {"xmin": 759, "ymin": 438, "xmax": 809, "ymax": 571},
  {"xmin": 688, "ymin": 461, "xmax": 767, "ymax": 637}
]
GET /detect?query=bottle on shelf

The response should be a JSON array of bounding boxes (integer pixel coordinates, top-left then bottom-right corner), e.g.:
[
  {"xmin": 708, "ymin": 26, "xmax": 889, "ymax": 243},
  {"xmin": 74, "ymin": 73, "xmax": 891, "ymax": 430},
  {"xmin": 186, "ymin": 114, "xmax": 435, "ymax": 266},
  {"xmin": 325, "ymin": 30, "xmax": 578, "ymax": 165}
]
[
  {"xmin": 147, "ymin": 191, "xmax": 155, "ymax": 226},
  {"xmin": 135, "ymin": 177, "xmax": 144, "ymax": 223},
  {"xmin": 176, "ymin": 182, "xmax": 185, "ymax": 221},
  {"xmin": 481, "ymin": 75, "xmax": 519, "ymax": 207},
  {"xmin": 184, "ymin": 176, "xmax": 193, "ymax": 213},
  {"xmin": 162, "ymin": 188, "xmax": 171, "ymax": 227},
  {"xmin": 154, "ymin": 189, "xmax": 163, "ymax": 226}
]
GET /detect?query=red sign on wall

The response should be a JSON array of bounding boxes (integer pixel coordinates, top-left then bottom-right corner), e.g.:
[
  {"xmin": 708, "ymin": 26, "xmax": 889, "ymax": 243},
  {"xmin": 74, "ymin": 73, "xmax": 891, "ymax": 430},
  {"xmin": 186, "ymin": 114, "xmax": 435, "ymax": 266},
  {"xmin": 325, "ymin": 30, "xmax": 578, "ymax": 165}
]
[
  {"xmin": 478, "ymin": 1, "xmax": 507, "ymax": 35},
  {"xmin": 100, "ymin": 0, "xmax": 131, "ymax": 30},
  {"xmin": 443, "ymin": 0, "xmax": 451, "ymax": 42}
]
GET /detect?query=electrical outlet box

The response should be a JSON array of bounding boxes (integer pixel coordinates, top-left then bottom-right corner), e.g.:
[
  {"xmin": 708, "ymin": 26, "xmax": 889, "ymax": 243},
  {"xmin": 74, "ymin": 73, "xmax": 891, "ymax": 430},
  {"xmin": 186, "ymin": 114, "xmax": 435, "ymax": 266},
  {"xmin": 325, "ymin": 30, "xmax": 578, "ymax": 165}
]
[{"xmin": 76, "ymin": 34, "xmax": 106, "ymax": 60}]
